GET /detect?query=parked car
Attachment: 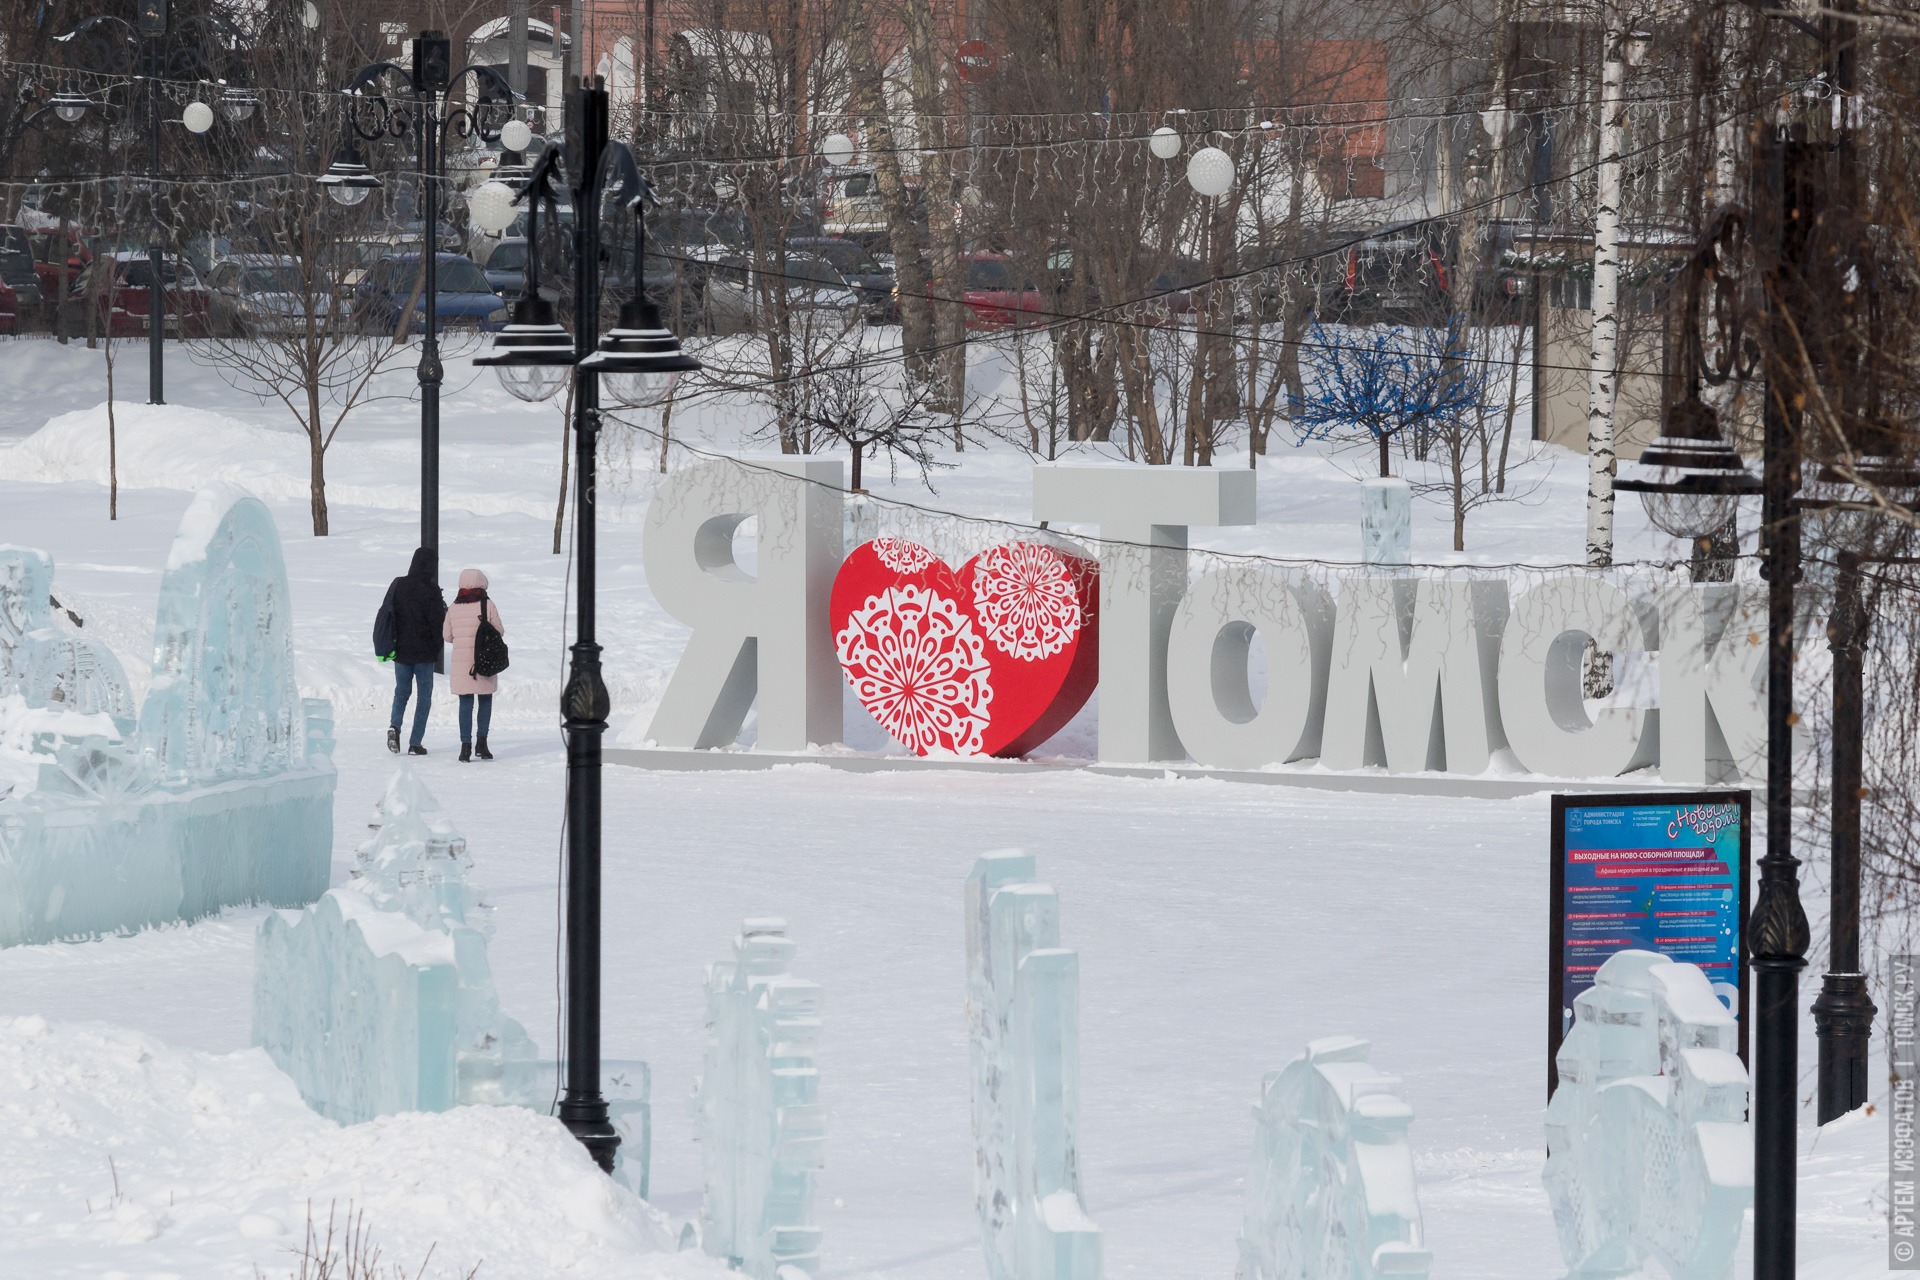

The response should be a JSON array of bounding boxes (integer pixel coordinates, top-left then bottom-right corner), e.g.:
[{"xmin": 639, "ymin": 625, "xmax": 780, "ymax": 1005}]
[
  {"xmin": 954, "ymin": 253, "xmax": 1046, "ymax": 329},
  {"xmin": 0, "ymin": 277, "xmax": 17, "ymax": 335},
  {"xmin": 702, "ymin": 253, "xmax": 861, "ymax": 335},
  {"xmin": 812, "ymin": 166, "xmax": 889, "ymax": 238},
  {"xmin": 66, "ymin": 253, "xmax": 212, "ymax": 338},
  {"xmin": 1313, "ymin": 222, "xmax": 1532, "ymax": 323},
  {"xmin": 354, "ymin": 253, "xmax": 508, "ymax": 332},
  {"xmin": 28, "ymin": 227, "xmax": 93, "ymax": 310},
  {"xmin": 206, "ymin": 255, "xmax": 345, "ymax": 336},
  {"xmin": 789, "ymin": 236, "xmax": 896, "ymax": 323},
  {"xmin": 0, "ymin": 246, "xmax": 44, "ymax": 317}
]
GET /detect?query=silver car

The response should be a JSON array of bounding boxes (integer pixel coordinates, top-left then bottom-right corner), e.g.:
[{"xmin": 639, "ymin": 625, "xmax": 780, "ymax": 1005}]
[
  {"xmin": 702, "ymin": 253, "xmax": 862, "ymax": 336},
  {"xmin": 207, "ymin": 255, "xmax": 346, "ymax": 337}
]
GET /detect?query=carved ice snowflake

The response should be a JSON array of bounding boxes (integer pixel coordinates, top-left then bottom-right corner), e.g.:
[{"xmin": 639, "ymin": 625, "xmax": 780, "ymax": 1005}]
[
  {"xmin": 871, "ymin": 537, "xmax": 936, "ymax": 575},
  {"xmin": 971, "ymin": 543, "xmax": 1081, "ymax": 661},
  {"xmin": 836, "ymin": 583, "xmax": 994, "ymax": 755}
]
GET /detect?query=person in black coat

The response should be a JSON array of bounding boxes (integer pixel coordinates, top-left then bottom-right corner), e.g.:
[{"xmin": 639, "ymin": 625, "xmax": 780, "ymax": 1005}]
[{"xmin": 378, "ymin": 546, "xmax": 447, "ymax": 754}]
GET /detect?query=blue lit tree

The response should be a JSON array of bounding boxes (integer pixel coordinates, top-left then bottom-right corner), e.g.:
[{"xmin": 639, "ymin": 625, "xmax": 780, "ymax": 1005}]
[{"xmin": 1293, "ymin": 319, "xmax": 1496, "ymax": 478}]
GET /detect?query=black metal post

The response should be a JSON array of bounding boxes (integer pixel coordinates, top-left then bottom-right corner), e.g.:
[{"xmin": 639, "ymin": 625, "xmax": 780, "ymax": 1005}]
[
  {"xmin": 415, "ymin": 76, "xmax": 441, "ymax": 564},
  {"xmin": 558, "ymin": 80, "xmax": 618, "ymax": 1174},
  {"xmin": 1750, "ymin": 126, "xmax": 1813, "ymax": 1280},
  {"xmin": 1813, "ymin": 551, "xmax": 1875, "ymax": 1122},
  {"xmin": 146, "ymin": 32, "xmax": 164, "ymax": 405}
]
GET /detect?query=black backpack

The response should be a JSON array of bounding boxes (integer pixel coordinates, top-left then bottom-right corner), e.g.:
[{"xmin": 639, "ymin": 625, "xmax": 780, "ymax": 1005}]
[
  {"xmin": 471, "ymin": 597, "xmax": 510, "ymax": 679},
  {"xmin": 372, "ymin": 587, "xmax": 398, "ymax": 659}
]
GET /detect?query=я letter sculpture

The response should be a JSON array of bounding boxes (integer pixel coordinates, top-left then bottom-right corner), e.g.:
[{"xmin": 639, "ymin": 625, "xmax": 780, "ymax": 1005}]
[
  {"xmin": 0, "ymin": 485, "xmax": 333, "ymax": 946},
  {"xmin": 965, "ymin": 851, "xmax": 1101, "ymax": 1280},
  {"xmin": 1236, "ymin": 1036, "xmax": 1431, "ymax": 1280},
  {"xmin": 695, "ymin": 918, "xmax": 826, "ymax": 1278},
  {"xmin": 1545, "ymin": 950, "xmax": 1752, "ymax": 1280}
]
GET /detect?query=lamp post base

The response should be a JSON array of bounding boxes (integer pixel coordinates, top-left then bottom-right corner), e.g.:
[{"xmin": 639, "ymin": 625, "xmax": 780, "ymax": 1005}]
[
  {"xmin": 558, "ymin": 1092, "xmax": 619, "ymax": 1173},
  {"xmin": 1812, "ymin": 971, "xmax": 1876, "ymax": 1125}
]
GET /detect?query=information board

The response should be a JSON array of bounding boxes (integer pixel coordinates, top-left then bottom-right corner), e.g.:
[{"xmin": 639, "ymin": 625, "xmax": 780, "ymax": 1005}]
[{"xmin": 1549, "ymin": 791, "xmax": 1750, "ymax": 1092}]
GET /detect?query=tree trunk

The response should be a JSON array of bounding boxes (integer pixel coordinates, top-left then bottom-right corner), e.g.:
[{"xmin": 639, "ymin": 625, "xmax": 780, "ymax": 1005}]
[
  {"xmin": 902, "ymin": 0, "xmax": 965, "ymax": 425},
  {"xmin": 1378, "ymin": 432, "xmax": 1390, "ymax": 478},
  {"xmin": 847, "ymin": 34, "xmax": 934, "ymax": 378},
  {"xmin": 105, "ymin": 348, "xmax": 117, "ymax": 520},
  {"xmin": 307, "ymin": 380, "xmax": 329, "ymax": 535},
  {"xmin": 54, "ymin": 214, "xmax": 71, "ymax": 345},
  {"xmin": 1585, "ymin": 7, "xmax": 1627, "ymax": 568},
  {"xmin": 851, "ymin": 440, "xmax": 864, "ymax": 492}
]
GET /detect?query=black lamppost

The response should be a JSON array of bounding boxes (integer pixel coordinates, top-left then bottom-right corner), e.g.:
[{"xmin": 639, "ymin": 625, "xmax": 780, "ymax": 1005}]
[
  {"xmin": 317, "ymin": 32, "xmax": 515, "ymax": 564},
  {"xmin": 474, "ymin": 79, "xmax": 699, "ymax": 1172},
  {"xmin": 50, "ymin": 1, "xmax": 254, "ymax": 405}
]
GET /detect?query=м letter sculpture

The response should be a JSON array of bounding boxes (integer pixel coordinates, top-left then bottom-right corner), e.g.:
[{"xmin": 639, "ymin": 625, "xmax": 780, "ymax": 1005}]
[
  {"xmin": 1545, "ymin": 950, "xmax": 1752, "ymax": 1279},
  {"xmin": 697, "ymin": 918, "xmax": 826, "ymax": 1278},
  {"xmin": 1237, "ymin": 1036, "xmax": 1431, "ymax": 1280},
  {"xmin": 965, "ymin": 851, "xmax": 1101, "ymax": 1280},
  {"xmin": 0, "ymin": 486, "xmax": 333, "ymax": 946}
]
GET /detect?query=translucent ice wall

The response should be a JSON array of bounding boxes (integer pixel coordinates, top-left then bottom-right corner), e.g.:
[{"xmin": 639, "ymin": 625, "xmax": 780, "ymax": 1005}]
[
  {"xmin": 1237, "ymin": 1036, "xmax": 1431, "ymax": 1280},
  {"xmin": 965, "ymin": 851, "xmax": 1101, "ymax": 1280},
  {"xmin": 0, "ymin": 491, "xmax": 333, "ymax": 947},
  {"xmin": 1545, "ymin": 950, "xmax": 1751, "ymax": 1280},
  {"xmin": 696, "ymin": 918, "xmax": 825, "ymax": 1278}
]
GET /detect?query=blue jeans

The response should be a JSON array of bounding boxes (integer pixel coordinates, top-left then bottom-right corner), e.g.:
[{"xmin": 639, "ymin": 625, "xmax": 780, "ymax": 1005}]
[
  {"xmin": 458, "ymin": 693, "xmax": 492, "ymax": 743},
  {"xmin": 390, "ymin": 662, "xmax": 434, "ymax": 747}
]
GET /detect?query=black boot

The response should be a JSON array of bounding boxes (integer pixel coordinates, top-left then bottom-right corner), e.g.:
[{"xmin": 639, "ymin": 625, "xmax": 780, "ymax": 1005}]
[
  {"xmin": 474, "ymin": 737, "xmax": 493, "ymax": 761},
  {"xmin": 387, "ymin": 726, "xmax": 400, "ymax": 754},
  {"xmin": 459, "ymin": 741, "xmax": 472, "ymax": 762},
  {"xmin": 407, "ymin": 743, "xmax": 428, "ymax": 756}
]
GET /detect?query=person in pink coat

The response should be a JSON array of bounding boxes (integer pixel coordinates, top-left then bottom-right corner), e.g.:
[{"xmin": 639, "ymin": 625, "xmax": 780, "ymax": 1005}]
[{"xmin": 443, "ymin": 568, "xmax": 504, "ymax": 762}]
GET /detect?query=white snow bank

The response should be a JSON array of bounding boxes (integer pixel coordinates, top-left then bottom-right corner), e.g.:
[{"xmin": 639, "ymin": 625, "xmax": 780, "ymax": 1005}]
[{"xmin": 0, "ymin": 1015, "xmax": 721, "ymax": 1280}]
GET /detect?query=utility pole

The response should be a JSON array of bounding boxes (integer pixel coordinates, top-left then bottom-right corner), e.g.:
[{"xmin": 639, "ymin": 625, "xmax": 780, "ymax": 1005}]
[{"xmin": 508, "ymin": 0, "xmax": 528, "ymax": 101}]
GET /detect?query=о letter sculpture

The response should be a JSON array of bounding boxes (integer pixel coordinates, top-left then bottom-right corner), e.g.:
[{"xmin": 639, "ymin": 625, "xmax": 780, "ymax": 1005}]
[
  {"xmin": 0, "ymin": 486, "xmax": 333, "ymax": 946},
  {"xmin": 254, "ymin": 769, "xmax": 650, "ymax": 1188},
  {"xmin": 1236, "ymin": 1036, "xmax": 1431, "ymax": 1280},
  {"xmin": 1544, "ymin": 950, "xmax": 1752, "ymax": 1279},
  {"xmin": 965, "ymin": 851, "xmax": 1101, "ymax": 1280},
  {"xmin": 696, "ymin": 918, "xmax": 826, "ymax": 1278}
]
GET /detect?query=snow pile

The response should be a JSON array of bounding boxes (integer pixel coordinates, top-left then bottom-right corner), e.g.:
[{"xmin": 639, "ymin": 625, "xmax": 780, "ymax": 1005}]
[{"xmin": 0, "ymin": 1015, "xmax": 720, "ymax": 1280}]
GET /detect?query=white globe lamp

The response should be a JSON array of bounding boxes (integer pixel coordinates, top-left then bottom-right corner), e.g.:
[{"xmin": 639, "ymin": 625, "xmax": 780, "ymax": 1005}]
[
  {"xmin": 820, "ymin": 132, "xmax": 855, "ymax": 167},
  {"xmin": 182, "ymin": 101, "xmax": 216, "ymax": 135},
  {"xmin": 499, "ymin": 119, "xmax": 533, "ymax": 154},
  {"xmin": 469, "ymin": 181, "xmax": 519, "ymax": 234},
  {"xmin": 1186, "ymin": 146, "xmax": 1235, "ymax": 197},
  {"xmin": 1149, "ymin": 126, "xmax": 1181, "ymax": 160}
]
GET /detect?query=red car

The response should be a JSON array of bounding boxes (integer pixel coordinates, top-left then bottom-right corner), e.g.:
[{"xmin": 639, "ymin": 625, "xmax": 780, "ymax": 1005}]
[
  {"xmin": 955, "ymin": 253, "xmax": 1046, "ymax": 329},
  {"xmin": 67, "ymin": 253, "xmax": 212, "ymax": 339},
  {"xmin": 29, "ymin": 227, "xmax": 92, "ymax": 309}
]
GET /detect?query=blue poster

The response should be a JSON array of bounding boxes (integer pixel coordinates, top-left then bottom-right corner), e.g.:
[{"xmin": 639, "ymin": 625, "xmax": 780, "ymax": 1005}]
[{"xmin": 1552, "ymin": 794, "xmax": 1749, "ymax": 1053}]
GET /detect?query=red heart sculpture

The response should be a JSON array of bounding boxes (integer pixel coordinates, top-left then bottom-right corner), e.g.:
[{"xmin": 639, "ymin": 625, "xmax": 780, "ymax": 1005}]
[{"xmin": 830, "ymin": 536, "xmax": 1099, "ymax": 758}]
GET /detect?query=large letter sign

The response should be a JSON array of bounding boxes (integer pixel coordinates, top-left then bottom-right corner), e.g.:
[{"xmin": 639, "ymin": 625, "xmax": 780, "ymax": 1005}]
[
  {"xmin": 1165, "ymin": 567, "xmax": 1333, "ymax": 769},
  {"xmin": 1031, "ymin": 465, "xmax": 1257, "ymax": 762},
  {"xmin": 644, "ymin": 458, "xmax": 844, "ymax": 750},
  {"xmin": 1657, "ymin": 583, "xmax": 1766, "ymax": 786},
  {"xmin": 1498, "ymin": 576, "xmax": 1658, "ymax": 778},
  {"xmin": 1321, "ymin": 578, "xmax": 1508, "ymax": 774},
  {"xmin": 639, "ymin": 462, "xmax": 1760, "ymax": 786}
]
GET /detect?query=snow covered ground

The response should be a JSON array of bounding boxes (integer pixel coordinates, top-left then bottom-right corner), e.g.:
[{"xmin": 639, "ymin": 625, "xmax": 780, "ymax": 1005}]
[{"xmin": 0, "ymin": 336, "xmax": 1895, "ymax": 1277}]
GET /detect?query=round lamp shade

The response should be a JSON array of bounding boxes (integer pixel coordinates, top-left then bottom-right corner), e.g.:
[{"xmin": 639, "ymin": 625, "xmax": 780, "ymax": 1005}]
[
  {"xmin": 500, "ymin": 119, "xmax": 533, "ymax": 153},
  {"xmin": 182, "ymin": 101, "xmax": 216, "ymax": 134},
  {"xmin": 1186, "ymin": 146, "xmax": 1235, "ymax": 197},
  {"xmin": 1149, "ymin": 126, "xmax": 1182, "ymax": 160},
  {"xmin": 469, "ymin": 181, "xmax": 519, "ymax": 234},
  {"xmin": 820, "ymin": 132, "xmax": 856, "ymax": 166}
]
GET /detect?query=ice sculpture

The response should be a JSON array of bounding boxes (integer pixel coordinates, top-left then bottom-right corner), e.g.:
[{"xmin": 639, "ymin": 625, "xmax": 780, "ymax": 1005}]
[
  {"xmin": 253, "ymin": 768, "xmax": 652, "ymax": 1185},
  {"xmin": 1360, "ymin": 477, "xmax": 1412, "ymax": 566},
  {"xmin": 696, "ymin": 918, "xmax": 825, "ymax": 1277},
  {"xmin": 1236, "ymin": 1036, "xmax": 1431, "ymax": 1280},
  {"xmin": 0, "ymin": 488, "xmax": 333, "ymax": 946},
  {"xmin": 965, "ymin": 851, "xmax": 1101, "ymax": 1280},
  {"xmin": 1544, "ymin": 950, "xmax": 1752, "ymax": 1280}
]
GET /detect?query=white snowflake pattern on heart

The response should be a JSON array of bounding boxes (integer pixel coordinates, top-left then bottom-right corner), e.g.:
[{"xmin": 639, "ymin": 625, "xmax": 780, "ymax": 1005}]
[
  {"xmin": 834, "ymin": 583, "xmax": 994, "ymax": 755},
  {"xmin": 970, "ymin": 542, "xmax": 1081, "ymax": 661},
  {"xmin": 870, "ymin": 537, "xmax": 936, "ymax": 575}
]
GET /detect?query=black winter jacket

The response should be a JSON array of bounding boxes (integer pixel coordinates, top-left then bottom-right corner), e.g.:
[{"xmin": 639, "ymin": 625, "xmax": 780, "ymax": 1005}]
[{"xmin": 381, "ymin": 547, "xmax": 448, "ymax": 665}]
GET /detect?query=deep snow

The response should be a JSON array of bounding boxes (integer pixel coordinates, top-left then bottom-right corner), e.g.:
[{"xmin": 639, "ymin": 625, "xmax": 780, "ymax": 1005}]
[{"xmin": 0, "ymin": 337, "xmax": 1894, "ymax": 1278}]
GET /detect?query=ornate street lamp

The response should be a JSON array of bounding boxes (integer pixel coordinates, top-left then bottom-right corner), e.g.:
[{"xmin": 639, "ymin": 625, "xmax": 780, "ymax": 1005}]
[
  {"xmin": 323, "ymin": 31, "xmax": 517, "ymax": 571},
  {"xmin": 475, "ymin": 80, "xmax": 699, "ymax": 1173}
]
